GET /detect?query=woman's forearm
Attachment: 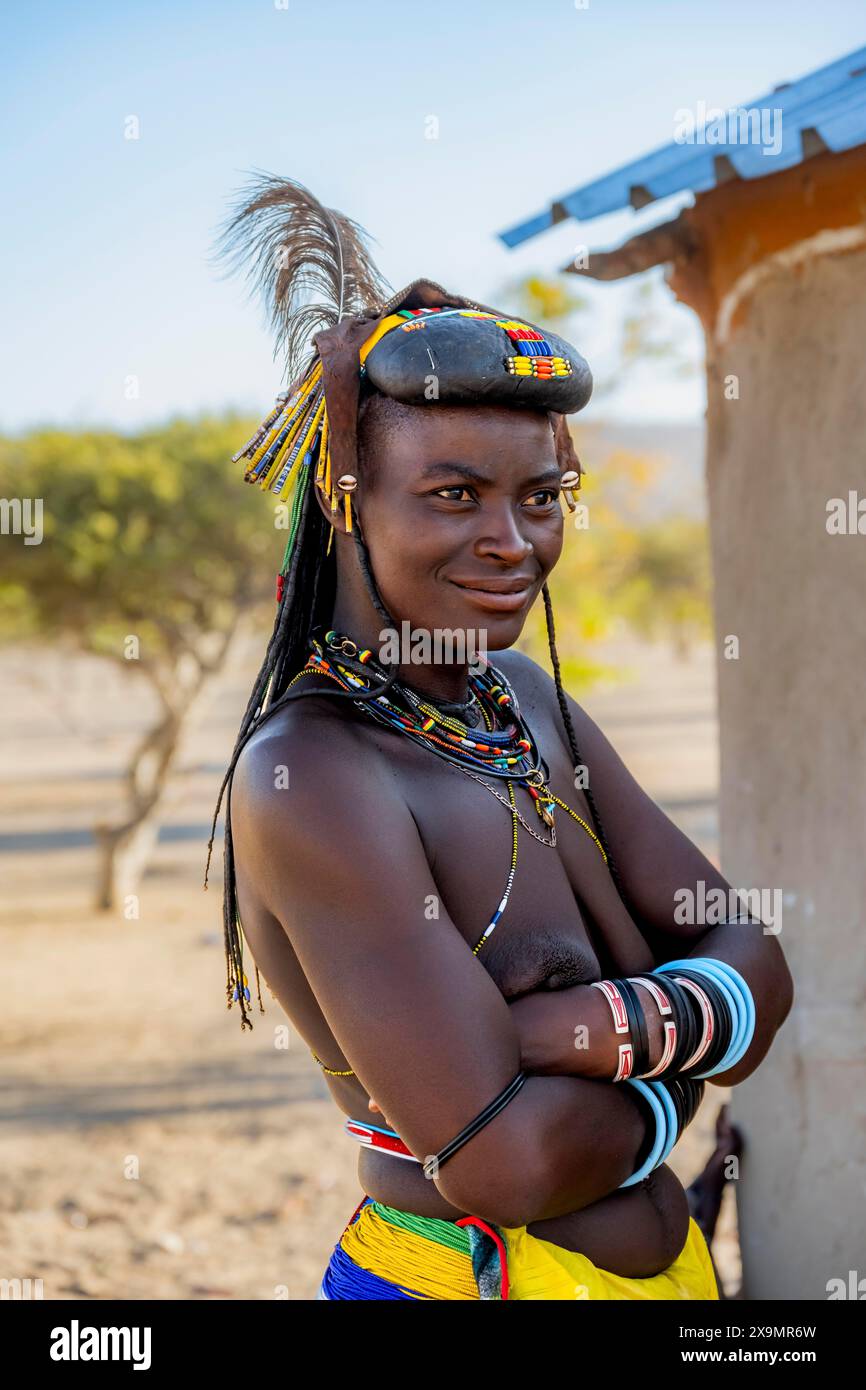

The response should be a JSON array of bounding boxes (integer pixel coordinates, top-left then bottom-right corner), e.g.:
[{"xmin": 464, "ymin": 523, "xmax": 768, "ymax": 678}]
[
  {"xmin": 434, "ymin": 1072, "xmax": 652, "ymax": 1227},
  {"xmin": 508, "ymin": 982, "xmax": 666, "ymax": 1079},
  {"xmin": 509, "ymin": 920, "xmax": 794, "ymax": 1087}
]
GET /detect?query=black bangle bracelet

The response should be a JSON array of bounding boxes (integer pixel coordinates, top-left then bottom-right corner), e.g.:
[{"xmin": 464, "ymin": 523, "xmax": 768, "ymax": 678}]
[
  {"xmin": 662, "ymin": 976, "xmax": 697, "ymax": 1074},
  {"xmin": 679, "ymin": 975, "xmax": 703, "ymax": 1071},
  {"xmin": 642, "ymin": 973, "xmax": 685, "ymax": 1077},
  {"xmin": 665, "ymin": 1076, "xmax": 687, "ymax": 1142},
  {"xmin": 673, "ymin": 969, "xmax": 731, "ymax": 1077},
  {"xmin": 612, "ymin": 977, "xmax": 650, "ymax": 1078},
  {"xmin": 633, "ymin": 971, "xmax": 696, "ymax": 1080},
  {"xmin": 628, "ymin": 975, "xmax": 677, "ymax": 1078},
  {"xmin": 681, "ymin": 1078, "xmax": 705, "ymax": 1127},
  {"xmin": 675, "ymin": 973, "xmax": 722, "ymax": 1078},
  {"xmin": 422, "ymin": 1071, "xmax": 527, "ymax": 1179}
]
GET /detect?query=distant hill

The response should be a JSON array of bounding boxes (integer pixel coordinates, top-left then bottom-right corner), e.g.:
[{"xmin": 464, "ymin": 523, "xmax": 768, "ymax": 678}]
[{"xmin": 572, "ymin": 420, "xmax": 706, "ymax": 521}]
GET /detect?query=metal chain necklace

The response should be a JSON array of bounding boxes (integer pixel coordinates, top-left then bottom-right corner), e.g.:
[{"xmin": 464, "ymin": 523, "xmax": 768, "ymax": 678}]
[{"xmin": 449, "ymin": 761, "xmax": 558, "ymax": 847}]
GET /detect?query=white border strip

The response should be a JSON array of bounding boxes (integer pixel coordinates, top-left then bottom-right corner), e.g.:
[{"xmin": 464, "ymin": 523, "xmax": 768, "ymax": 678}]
[{"xmin": 716, "ymin": 224, "xmax": 866, "ymax": 344}]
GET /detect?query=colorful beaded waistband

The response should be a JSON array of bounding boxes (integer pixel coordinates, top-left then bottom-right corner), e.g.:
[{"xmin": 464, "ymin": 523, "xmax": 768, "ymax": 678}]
[{"xmin": 320, "ymin": 1196, "xmax": 508, "ymax": 1299}]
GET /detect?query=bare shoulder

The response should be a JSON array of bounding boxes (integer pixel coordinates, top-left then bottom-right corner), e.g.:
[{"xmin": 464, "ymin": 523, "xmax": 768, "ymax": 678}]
[
  {"xmin": 489, "ymin": 646, "xmax": 606, "ymax": 771},
  {"xmin": 489, "ymin": 646, "xmax": 568, "ymax": 721},
  {"xmin": 229, "ymin": 692, "xmax": 387, "ymax": 838}
]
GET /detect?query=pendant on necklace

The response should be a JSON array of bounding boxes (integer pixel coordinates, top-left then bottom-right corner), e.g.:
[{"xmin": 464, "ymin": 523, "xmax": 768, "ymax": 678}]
[{"xmin": 528, "ymin": 784, "xmax": 557, "ymax": 827}]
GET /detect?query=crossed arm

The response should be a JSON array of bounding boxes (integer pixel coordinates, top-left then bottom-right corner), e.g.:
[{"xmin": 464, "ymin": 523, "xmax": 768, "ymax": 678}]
[
  {"xmin": 230, "ymin": 679, "xmax": 793, "ymax": 1232},
  {"xmin": 507, "ymin": 670, "xmax": 794, "ymax": 1087}
]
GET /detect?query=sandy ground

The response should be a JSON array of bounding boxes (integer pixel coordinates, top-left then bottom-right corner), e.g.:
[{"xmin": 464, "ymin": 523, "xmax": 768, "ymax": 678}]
[{"xmin": 0, "ymin": 623, "xmax": 740, "ymax": 1300}]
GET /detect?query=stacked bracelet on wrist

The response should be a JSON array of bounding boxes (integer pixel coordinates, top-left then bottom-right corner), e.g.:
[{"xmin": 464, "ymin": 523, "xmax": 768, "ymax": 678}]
[
  {"xmin": 598, "ymin": 953, "xmax": 755, "ymax": 1188},
  {"xmin": 619, "ymin": 1073, "xmax": 706, "ymax": 1187},
  {"xmin": 590, "ymin": 954, "xmax": 756, "ymax": 1085}
]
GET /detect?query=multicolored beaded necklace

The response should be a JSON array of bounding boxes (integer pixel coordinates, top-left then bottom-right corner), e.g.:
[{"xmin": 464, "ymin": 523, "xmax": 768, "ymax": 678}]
[{"xmin": 284, "ymin": 626, "xmax": 609, "ymax": 964}]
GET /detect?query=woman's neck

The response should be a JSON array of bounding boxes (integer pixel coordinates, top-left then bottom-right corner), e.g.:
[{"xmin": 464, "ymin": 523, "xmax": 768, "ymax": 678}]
[{"xmin": 327, "ymin": 595, "xmax": 475, "ymax": 708}]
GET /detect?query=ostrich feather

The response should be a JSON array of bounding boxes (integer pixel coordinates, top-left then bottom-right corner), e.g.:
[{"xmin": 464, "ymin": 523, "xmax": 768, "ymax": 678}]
[{"xmin": 218, "ymin": 172, "xmax": 391, "ymax": 379}]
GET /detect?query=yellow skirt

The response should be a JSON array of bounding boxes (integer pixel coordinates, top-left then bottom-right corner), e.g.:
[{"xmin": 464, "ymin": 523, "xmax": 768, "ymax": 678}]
[
  {"xmin": 318, "ymin": 1197, "xmax": 719, "ymax": 1300},
  {"xmin": 501, "ymin": 1215, "xmax": 719, "ymax": 1300}
]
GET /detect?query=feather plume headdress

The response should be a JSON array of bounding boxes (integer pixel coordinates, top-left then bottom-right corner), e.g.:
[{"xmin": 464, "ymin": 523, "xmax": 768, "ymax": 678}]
[{"xmin": 218, "ymin": 174, "xmax": 394, "ymax": 582}]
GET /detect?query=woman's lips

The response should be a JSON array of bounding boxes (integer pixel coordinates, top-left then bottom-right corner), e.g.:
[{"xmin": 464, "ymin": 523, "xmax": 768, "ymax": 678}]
[{"xmin": 448, "ymin": 578, "xmax": 536, "ymax": 613}]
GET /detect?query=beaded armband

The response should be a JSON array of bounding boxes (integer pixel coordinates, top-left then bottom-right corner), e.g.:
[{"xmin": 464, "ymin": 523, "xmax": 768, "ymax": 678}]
[{"xmin": 311, "ymin": 1049, "xmax": 356, "ymax": 1077}]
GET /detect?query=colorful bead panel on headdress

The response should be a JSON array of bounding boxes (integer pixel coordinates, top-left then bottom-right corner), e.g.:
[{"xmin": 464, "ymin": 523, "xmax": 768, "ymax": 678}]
[{"xmin": 505, "ymin": 356, "xmax": 572, "ymax": 378}]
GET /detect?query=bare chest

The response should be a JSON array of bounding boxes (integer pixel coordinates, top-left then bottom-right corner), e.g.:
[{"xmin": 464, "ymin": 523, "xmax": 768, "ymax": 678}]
[{"xmin": 356, "ymin": 693, "xmax": 655, "ymax": 995}]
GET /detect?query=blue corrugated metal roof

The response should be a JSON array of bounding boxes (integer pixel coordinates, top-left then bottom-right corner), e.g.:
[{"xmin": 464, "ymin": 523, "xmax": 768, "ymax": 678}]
[{"xmin": 500, "ymin": 45, "xmax": 866, "ymax": 248}]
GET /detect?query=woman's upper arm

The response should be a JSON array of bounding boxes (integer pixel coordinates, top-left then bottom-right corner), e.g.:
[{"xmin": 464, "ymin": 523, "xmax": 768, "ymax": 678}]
[
  {"xmin": 561, "ymin": 684, "xmax": 733, "ymax": 946},
  {"xmin": 228, "ymin": 716, "xmax": 537, "ymax": 1214},
  {"xmin": 551, "ymin": 675, "xmax": 793, "ymax": 1072}
]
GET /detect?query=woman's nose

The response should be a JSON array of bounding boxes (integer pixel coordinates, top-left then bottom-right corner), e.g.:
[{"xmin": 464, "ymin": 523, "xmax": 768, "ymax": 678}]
[{"xmin": 474, "ymin": 508, "xmax": 534, "ymax": 564}]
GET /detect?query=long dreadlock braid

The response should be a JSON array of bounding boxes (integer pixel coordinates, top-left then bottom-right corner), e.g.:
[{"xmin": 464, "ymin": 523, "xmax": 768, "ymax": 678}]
[
  {"xmin": 541, "ymin": 581, "xmax": 629, "ymax": 910},
  {"xmin": 204, "ymin": 460, "xmax": 406, "ymax": 1028}
]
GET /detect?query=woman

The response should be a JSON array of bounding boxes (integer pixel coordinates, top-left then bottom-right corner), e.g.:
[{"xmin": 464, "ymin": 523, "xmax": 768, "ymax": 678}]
[{"xmin": 207, "ymin": 176, "xmax": 793, "ymax": 1300}]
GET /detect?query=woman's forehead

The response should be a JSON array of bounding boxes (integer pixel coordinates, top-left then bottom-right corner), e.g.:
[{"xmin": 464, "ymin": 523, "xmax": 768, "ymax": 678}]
[{"xmin": 362, "ymin": 395, "xmax": 556, "ymax": 460}]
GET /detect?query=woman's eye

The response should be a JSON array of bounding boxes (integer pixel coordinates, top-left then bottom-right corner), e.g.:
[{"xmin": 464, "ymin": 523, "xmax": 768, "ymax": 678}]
[
  {"xmin": 434, "ymin": 486, "xmax": 473, "ymax": 501},
  {"xmin": 432, "ymin": 486, "xmax": 559, "ymax": 506}
]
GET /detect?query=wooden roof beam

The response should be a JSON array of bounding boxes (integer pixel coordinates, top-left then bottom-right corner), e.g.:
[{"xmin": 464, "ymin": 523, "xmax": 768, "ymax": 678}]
[{"xmin": 560, "ymin": 212, "xmax": 700, "ymax": 281}]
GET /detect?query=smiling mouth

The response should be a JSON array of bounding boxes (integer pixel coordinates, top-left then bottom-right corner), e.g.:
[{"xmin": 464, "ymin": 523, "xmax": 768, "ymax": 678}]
[{"xmin": 448, "ymin": 577, "xmax": 537, "ymax": 612}]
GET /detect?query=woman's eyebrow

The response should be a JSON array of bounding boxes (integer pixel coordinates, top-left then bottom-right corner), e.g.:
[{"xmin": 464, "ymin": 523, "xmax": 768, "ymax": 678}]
[{"xmin": 418, "ymin": 461, "xmax": 562, "ymax": 487}]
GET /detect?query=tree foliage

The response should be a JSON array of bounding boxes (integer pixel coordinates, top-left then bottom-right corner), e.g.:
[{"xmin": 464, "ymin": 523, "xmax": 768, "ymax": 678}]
[
  {"xmin": 519, "ymin": 445, "xmax": 712, "ymax": 686},
  {"xmin": 0, "ymin": 415, "xmax": 280, "ymax": 908},
  {"xmin": 0, "ymin": 415, "xmax": 275, "ymax": 659}
]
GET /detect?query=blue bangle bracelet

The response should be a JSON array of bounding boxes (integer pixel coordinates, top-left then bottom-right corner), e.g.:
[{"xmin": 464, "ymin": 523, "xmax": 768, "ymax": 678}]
[
  {"xmin": 620, "ymin": 1078, "xmax": 667, "ymax": 1187},
  {"xmin": 650, "ymin": 1079, "xmax": 680, "ymax": 1165},
  {"xmin": 675, "ymin": 956, "xmax": 756, "ymax": 1065},
  {"xmin": 698, "ymin": 958, "xmax": 757, "ymax": 1059},
  {"xmin": 654, "ymin": 957, "xmax": 755, "ymax": 1075}
]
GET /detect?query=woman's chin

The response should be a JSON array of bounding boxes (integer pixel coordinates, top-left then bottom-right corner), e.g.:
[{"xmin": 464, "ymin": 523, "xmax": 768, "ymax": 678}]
[
  {"xmin": 384, "ymin": 596, "xmax": 531, "ymax": 662},
  {"xmin": 453, "ymin": 608, "xmax": 528, "ymax": 657}
]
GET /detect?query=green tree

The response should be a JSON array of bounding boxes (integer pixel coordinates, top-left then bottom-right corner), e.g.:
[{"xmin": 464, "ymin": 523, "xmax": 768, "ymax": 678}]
[
  {"xmin": 517, "ymin": 448, "xmax": 712, "ymax": 684},
  {"xmin": 0, "ymin": 416, "xmax": 275, "ymax": 908}
]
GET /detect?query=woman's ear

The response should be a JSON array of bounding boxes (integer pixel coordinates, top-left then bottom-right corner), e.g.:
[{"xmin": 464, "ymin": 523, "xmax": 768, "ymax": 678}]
[
  {"xmin": 549, "ymin": 411, "xmax": 583, "ymax": 482},
  {"xmin": 312, "ymin": 472, "xmax": 339, "ymax": 529},
  {"xmin": 312, "ymin": 472, "xmax": 357, "ymax": 535}
]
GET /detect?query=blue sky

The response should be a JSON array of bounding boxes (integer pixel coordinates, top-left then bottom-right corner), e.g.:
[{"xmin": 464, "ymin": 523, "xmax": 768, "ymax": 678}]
[{"xmin": 2, "ymin": 0, "xmax": 863, "ymax": 431}]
